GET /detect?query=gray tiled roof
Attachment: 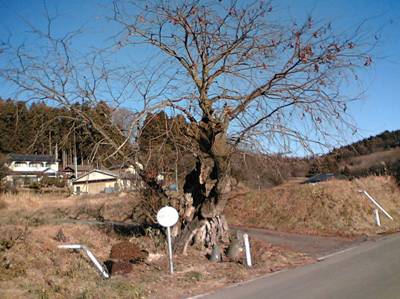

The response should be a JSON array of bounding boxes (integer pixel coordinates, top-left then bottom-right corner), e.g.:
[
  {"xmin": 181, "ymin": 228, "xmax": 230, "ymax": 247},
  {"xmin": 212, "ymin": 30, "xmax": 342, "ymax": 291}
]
[{"xmin": 9, "ymin": 153, "xmax": 56, "ymax": 162}]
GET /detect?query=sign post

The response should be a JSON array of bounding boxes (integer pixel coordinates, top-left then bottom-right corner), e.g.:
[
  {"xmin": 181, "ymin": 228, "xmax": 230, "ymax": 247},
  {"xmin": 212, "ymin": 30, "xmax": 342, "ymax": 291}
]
[
  {"xmin": 157, "ymin": 206, "xmax": 179, "ymax": 274},
  {"xmin": 166, "ymin": 226, "xmax": 174, "ymax": 273}
]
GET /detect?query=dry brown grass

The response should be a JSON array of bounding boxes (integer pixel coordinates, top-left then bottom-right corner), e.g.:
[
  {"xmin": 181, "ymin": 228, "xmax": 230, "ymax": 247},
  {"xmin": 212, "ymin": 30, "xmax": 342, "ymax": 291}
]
[
  {"xmin": 343, "ymin": 148, "xmax": 400, "ymax": 174},
  {"xmin": 0, "ymin": 191, "xmax": 313, "ymax": 299},
  {"xmin": 226, "ymin": 176, "xmax": 400, "ymax": 236},
  {"xmin": 0, "ymin": 192, "xmax": 141, "ymax": 227}
]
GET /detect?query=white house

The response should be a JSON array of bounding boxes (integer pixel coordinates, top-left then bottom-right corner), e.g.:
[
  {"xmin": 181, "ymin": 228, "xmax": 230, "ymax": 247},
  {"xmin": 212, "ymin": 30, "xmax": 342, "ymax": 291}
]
[
  {"xmin": 72, "ymin": 169, "xmax": 135, "ymax": 195},
  {"xmin": 4, "ymin": 154, "xmax": 59, "ymax": 186}
]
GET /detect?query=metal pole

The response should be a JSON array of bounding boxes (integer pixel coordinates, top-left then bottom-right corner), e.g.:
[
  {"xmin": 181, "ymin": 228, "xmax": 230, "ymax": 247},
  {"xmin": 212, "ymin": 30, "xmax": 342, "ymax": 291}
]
[
  {"xmin": 243, "ymin": 233, "xmax": 252, "ymax": 267},
  {"xmin": 167, "ymin": 226, "xmax": 174, "ymax": 274}
]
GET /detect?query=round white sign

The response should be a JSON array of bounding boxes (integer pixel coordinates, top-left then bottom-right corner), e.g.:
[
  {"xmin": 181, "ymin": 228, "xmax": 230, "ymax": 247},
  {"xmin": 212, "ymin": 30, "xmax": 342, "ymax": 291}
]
[{"xmin": 157, "ymin": 206, "xmax": 179, "ymax": 227}]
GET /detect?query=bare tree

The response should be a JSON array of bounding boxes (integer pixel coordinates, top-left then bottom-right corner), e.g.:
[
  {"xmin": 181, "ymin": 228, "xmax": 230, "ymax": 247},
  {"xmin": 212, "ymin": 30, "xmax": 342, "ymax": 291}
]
[{"xmin": 0, "ymin": 0, "xmax": 374, "ymax": 253}]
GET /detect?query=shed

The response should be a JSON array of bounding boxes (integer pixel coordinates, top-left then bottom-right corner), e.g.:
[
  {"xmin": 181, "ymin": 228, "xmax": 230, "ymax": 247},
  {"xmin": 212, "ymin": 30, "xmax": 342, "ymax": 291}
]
[{"xmin": 72, "ymin": 169, "xmax": 132, "ymax": 194}]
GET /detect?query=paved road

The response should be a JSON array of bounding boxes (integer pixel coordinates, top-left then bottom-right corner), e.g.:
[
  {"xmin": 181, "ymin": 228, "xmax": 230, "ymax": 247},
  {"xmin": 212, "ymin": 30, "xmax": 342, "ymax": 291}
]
[
  {"xmin": 232, "ymin": 226, "xmax": 365, "ymax": 258},
  {"xmin": 199, "ymin": 233, "xmax": 400, "ymax": 299}
]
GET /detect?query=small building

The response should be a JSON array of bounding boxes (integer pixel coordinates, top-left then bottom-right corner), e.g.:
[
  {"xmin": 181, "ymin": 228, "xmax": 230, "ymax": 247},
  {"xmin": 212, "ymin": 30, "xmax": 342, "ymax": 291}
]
[
  {"xmin": 60, "ymin": 164, "xmax": 93, "ymax": 179},
  {"xmin": 72, "ymin": 169, "xmax": 134, "ymax": 195},
  {"xmin": 4, "ymin": 154, "xmax": 59, "ymax": 186}
]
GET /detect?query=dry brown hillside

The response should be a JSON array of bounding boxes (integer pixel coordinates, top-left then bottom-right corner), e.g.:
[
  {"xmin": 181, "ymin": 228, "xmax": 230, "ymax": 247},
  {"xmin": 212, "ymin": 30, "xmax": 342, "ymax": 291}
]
[
  {"xmin": 340, "ymin": 147, "xmax": 400, "ymax": 176},
  {"xmin": 226, "ymin": 176, "xmax": 400, "ymax": 236}
]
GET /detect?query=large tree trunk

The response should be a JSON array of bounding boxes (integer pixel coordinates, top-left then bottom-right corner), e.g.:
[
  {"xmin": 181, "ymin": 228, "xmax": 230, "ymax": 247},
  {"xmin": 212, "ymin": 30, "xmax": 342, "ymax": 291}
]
[{"xmin": 173, "ymin": 119, "xmax": 233, "ymax": 254}]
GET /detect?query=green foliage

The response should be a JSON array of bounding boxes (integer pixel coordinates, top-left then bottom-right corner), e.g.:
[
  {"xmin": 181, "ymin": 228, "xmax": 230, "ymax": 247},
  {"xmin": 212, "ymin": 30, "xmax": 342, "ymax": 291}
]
[
  {"xmin": 331, "ymin": 129, "xmax": 400, "ymax": 161},
  {"xmin": 308, "ymin": 130, "xmax": 400, "ymax": 178},
  {"xmin": 0, "ymin": 98, "xmax": 126, "ymax": 167}
]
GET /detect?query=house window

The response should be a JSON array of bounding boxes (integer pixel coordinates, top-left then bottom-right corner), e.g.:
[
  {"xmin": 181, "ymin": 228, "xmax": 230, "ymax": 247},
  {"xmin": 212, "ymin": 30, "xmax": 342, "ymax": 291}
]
[
  {"xmin": 76, "ymin": 186, "xmax": 81, "ymax": 194},
  {"xmin": 14, "ymin": 162, "xmax": 27, "ymax": 168}
]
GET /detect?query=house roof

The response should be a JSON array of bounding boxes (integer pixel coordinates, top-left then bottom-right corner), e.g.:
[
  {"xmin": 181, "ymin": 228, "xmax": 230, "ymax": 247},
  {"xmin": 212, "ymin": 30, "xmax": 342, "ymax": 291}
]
[
  {"xmin": 73, "ymin": 169, "xmax": 119, "ymax": 183},
  {"xmin": 9, "ymin": 153, "xmax": 56, "ymax": 163},
  {"xmin": 62, "ymin": 165, "xmax": 93, "ymax": 172}
]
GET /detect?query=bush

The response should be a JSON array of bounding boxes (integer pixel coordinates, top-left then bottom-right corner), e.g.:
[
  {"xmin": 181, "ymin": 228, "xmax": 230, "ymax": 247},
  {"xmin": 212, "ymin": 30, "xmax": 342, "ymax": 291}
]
[
  {"xmin": 0, "ymin": 200, "xmax": 7, "ymax": 210},
  {"xmin": 40, "ymin": 176, "xmax": 66, "ymax": 188},
  {"xmin": 390, "ymin": 161, "xmax": 400, "ymax": 185},
  {"xmin": 28, "ymin": 182, "xmax": 40, "ymax": 190},
  {"xmin": 0, "ymin": 182, "xmax": 18, "ymax": 194}
]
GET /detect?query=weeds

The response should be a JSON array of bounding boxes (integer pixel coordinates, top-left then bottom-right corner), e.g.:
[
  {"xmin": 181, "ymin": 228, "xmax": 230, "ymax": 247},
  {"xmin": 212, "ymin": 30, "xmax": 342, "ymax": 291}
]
[
  {"xmin": 0, "ymin": 200, "xmax": 7, "ymax": 210},
  {"xmin": 144, "ymin": 227, "xmax": 164, "ymax": 251},
  {"xmin": 226, "ymin": 176, "xmax": 400, "ymax": 236},
  {"xmin": 185, "ymin": 271, "xmax": 203, "ymax": 282}
]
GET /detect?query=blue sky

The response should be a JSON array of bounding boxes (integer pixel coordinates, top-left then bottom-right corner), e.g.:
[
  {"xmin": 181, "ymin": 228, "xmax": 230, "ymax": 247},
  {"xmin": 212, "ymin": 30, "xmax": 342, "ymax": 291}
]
[{"xmin": 0, "ymin": 0, "xmax": 399, "ymax": 148}]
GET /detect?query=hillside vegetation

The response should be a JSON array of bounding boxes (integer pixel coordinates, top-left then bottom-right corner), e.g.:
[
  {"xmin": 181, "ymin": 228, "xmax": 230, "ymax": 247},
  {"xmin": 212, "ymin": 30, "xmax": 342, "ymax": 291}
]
[
  {"xmin": 1, "ymin": 98, "xmax": 399, "ymax": 190},
  {"xmin": 226, "ymin": 176, "xmax": 400, "ymax": 236},
  {"xmin": 310, "ymin": 130, "xmax": 400, "ymax": 179}
]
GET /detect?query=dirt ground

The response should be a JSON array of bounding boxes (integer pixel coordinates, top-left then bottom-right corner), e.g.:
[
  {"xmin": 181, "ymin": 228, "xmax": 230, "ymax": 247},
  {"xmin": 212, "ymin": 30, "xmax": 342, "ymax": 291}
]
[
  {"xmin": 3, "ymin": 176, "xmax": 395, "ymax": 298},
  {"xmin": 0, "ymin": 192, "xmax": 314, "ymax": 299}
]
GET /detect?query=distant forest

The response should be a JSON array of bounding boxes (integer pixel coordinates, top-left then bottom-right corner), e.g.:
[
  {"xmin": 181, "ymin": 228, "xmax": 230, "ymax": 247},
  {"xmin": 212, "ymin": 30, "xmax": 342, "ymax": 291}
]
[
  {"xmin": 310, "ymin": 130, "xmax": 400, "ymax": 178},
  {"xmin": 1, "ymin": 98, "xmax": 399, "ymax": 185},
  {"xmin": 0, "ymin": 98, "xmax": 193, "ymax": 176},
  {"xmin": 0, "ymin": 98, "xmax": 125, "ymax": 167},
  {"xmin": 331, "ymin": 130, "xmax": 400, "ymax": 159}
]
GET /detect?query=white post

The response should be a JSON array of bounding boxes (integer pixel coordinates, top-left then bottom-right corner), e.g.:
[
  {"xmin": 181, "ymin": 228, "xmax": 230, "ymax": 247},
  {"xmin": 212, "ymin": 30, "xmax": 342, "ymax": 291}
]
[
  {"xmin": 361, "ymin": 190, "xmax": 393, "ymax": 220},
  {"xmin": 243, "ymin": 233, "xmax": 252, "ymax": 267},
  {"xmin": 156, "ymin": 206, "xmax": 179, "ymax": 275},
  {"xmin": 83, "ymin": 246, "xmax": 110, "ymax": 279},
  {"xmin": 167, "ymin": 226, "xmax": 174, "ymax": 274},
  {"xmin": 58, "ymin": 244, "xmax": 110, "ymax": 279},
  {"xmin": 375, "ymin": 209, "xmax": 381, "ymax": 227}
]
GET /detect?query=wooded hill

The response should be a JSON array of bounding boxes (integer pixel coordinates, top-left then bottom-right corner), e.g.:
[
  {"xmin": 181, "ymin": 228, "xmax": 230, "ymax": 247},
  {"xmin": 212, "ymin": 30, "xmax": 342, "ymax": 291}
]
[
  {"xmin": 309, "ymin": 130, "xmax": 400, "ymax": 180},
  {"xmin": 0, "ymin": 99, "xmax": 310, "ymax": 187},
  {"xmin": 0, "ymin": 98, "xmax": 126, "ymax": 167},
  {"xmin": 1, "ymin": 98, "xmax": 399, "ymax": 186}
]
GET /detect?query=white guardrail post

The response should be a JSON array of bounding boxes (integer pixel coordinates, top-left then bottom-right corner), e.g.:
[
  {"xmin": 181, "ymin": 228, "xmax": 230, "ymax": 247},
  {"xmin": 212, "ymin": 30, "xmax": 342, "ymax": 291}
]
[
  {"xmin": 375, "ymin": 209, "xmax": 381, "ymax": 227},
  {"xmin": 358, "ymin": 190, "xmax": 393, "ymax": 221},
  {"xmin": 243, "ymin": 233, "xmax": 252, "ymax": 267},
  {"xmin": 58, "ymin": 244, "xmax": 110, "ymax": 279}
]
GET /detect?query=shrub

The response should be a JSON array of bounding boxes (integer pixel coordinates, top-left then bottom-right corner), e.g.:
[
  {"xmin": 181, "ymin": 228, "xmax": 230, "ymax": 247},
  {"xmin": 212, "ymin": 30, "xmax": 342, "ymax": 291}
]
[
  {"xmin": 390, "ymin": 160, "xmax": 400, "ymax": 185},
  {"xmin": 0, "ymin": 200, "xmax": 7, "ymax": 210},
  {"xmin": 28, "ymin": 182, "xmax": 40, "ymax": 190},
  {"xmin": 40, "ymin": 176, "xmax": 66, "ymax": 188}
]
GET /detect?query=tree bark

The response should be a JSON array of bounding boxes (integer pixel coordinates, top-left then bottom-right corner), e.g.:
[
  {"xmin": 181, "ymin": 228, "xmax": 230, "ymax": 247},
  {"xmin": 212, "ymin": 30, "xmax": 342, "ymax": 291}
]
[{"xmin": 174, "ymin": 119, "xmax": 232, "ymax": 254}]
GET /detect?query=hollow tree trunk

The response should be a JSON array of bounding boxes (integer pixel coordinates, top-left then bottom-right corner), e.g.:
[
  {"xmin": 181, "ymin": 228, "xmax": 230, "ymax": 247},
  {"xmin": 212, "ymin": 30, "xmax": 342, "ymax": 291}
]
[{"xmin": 173, "ymin": 119, "xmax": 232, "ymax": 254}]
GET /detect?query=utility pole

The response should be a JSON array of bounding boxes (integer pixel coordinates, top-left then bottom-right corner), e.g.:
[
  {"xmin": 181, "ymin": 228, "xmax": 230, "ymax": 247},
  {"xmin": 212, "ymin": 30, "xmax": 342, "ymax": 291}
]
[
  {"xmin": 49, "ymin": 131, "xmax": 52, "ymax": 155},
  {"xmin": 55, "ymin": 143, "xmax": 58, "ymax": 161},
  {"xmin": 175, "ymin": 158, "xmax": 179, "ymax": 192},
  {"xmin": 73, "ymin": 129, "xmax": 78, "ymax": 179}
]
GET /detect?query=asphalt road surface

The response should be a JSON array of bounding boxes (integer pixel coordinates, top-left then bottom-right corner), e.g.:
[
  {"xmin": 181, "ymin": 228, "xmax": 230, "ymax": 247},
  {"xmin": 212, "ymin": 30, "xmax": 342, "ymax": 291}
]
[
  {"xmin": 199, "ymin": 233, "xmax": 400, "ymax": 299},
  {"xmin": 232, "ymin": 226, "xmax": 364, "ymax": 258}
]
